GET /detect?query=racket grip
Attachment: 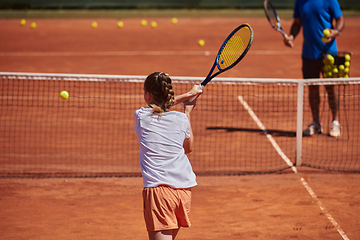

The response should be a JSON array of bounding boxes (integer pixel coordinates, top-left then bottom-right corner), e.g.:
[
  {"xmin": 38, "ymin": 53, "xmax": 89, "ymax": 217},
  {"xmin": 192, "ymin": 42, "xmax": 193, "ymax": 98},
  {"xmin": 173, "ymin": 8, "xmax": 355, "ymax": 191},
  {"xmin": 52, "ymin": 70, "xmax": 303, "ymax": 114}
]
[{"xmin": 188, "ymin": 84, "xmax": 204, "ymax": 103}]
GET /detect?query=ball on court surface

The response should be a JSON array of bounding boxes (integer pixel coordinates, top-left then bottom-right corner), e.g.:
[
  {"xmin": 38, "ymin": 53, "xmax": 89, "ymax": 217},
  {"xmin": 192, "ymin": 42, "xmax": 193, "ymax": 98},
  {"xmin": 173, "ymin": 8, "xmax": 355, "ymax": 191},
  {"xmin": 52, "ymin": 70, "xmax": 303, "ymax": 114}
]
[
  {"xmin": 323, "ymin": 29, "xmax": 330, "ymax": 36},
  {"xmin": 91, "ymin": 22, "xmax": 98, "ymax": 28},
  {"xmin": 30, "ymin": 22, "xmax": 37, "ymax": 28},
  {"xmin": 60, "ymin": 91, "xmax": 69, "ymax": 100},
  {"xmin": 141, "ymin": 19, "xmax": 147, "ymax": 26},
  {"xmin": 198, "ymin": 39, "xmax": 205, "ymax": 46},
  {"xmin": 171, "ymin": 17, "xmax": 178, "ymax": 24},
  {"xmin": 151, "ymin": 21, "xmax": 157, "ymax": 28},
  {"xmin": 117, "ymin": 21, "xmax": 124, "ymax": 28},
  {"xmin": 20, "ymin": 19, "xmax": 26, "ymax": 25},
  {"xmin": 345, "ymin": 54, "xmax": 351, "ymax": 61}
]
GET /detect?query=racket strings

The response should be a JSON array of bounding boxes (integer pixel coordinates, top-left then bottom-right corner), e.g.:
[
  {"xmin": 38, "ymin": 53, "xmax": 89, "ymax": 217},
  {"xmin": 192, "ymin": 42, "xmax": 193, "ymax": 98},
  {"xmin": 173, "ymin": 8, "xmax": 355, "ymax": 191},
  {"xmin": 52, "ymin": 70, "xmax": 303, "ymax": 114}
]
[
  {"xmin": 265, "ymin": 3, "xmax": 279, "ymax": 29},
  {"xmin": 219, "ymin": 28, "xmax": 251, "ymax": 69}
]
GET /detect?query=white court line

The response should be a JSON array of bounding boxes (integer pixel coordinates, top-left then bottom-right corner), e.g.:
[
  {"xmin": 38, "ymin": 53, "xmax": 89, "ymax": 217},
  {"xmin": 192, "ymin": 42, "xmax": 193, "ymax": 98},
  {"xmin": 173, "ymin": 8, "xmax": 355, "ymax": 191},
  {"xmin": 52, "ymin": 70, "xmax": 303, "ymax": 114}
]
[
  {"xmin": 301, "ymin": 178, "xmax": 350, "ymax": 240},
  {"xmin": 237, "ymin": 95, "xmax": 297, "ymax": 173},
  {"xmin": 238, "ymin": 95, "xmax": 350, "ymax": 240}
]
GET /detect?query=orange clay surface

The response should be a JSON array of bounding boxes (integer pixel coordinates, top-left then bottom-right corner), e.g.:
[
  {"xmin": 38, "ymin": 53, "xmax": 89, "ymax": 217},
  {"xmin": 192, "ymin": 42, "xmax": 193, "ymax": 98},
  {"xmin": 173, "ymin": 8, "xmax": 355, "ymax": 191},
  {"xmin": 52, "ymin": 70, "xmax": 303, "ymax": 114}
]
[{"xmin": 0, "ymin": 16, "xmax": 360, "ymax": 239}]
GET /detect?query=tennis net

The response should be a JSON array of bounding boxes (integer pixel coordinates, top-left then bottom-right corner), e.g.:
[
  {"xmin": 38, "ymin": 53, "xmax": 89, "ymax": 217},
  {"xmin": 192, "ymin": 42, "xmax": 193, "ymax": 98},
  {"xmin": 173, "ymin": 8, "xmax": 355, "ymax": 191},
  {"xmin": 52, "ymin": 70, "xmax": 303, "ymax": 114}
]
[{"xmin": 1, "ymin": 72, "xmax": 359, "ymax": 177}]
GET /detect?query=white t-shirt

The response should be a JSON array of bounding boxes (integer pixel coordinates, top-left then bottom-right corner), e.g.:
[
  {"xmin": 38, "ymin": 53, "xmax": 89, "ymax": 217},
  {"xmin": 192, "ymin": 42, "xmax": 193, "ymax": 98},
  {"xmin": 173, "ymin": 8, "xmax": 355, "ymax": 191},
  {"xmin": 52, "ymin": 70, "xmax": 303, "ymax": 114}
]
[{"xmin": 134, "ymin": 107, "xmax": 197, "ymax": 188}]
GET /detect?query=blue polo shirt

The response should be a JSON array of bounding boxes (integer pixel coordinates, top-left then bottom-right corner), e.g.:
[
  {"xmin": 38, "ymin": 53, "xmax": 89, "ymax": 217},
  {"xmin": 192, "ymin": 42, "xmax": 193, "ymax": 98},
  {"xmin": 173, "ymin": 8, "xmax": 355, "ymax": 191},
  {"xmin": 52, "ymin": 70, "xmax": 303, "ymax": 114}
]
[{"xmin": 294, "ymin": 0, "xmax": 343, "ymax": 59}]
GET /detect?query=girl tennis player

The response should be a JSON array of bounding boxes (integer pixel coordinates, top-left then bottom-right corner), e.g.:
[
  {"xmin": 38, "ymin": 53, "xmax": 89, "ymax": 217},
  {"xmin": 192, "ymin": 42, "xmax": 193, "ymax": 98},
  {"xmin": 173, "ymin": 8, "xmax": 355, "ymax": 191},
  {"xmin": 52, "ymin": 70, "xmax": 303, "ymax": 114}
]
[{"xmin": 134, "ymin": 72, "xmax": 202, "ymax": 240}]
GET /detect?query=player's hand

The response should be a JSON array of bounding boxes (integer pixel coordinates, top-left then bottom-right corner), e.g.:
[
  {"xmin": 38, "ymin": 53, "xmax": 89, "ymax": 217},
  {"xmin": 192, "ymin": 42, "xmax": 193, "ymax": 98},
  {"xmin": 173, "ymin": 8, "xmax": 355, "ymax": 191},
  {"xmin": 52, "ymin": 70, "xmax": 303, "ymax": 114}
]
[
  {"xmin": 189, "ymin": 85, "xmax": 203, "ymax": 97},
  {"xmin": 284, "ymin": 35, "xmax": 294, "ymax": 48}
]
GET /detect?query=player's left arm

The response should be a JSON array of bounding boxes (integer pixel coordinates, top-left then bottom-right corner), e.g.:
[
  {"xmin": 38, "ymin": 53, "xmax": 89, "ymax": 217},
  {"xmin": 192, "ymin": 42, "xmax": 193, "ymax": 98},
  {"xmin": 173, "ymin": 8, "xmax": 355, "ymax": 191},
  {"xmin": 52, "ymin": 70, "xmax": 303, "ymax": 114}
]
[{"xmin": 174, "ymin": 85, "xmax": 203, "ymax": 105}]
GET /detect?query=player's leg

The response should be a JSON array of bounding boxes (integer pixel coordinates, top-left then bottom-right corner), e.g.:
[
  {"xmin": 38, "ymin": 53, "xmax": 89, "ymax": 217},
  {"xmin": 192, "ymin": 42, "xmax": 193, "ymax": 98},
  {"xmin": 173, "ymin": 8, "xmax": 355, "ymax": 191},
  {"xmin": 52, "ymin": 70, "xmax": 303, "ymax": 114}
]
[
  {"xmin": 302, "ymin": 57, "xmax": 323, "ymax": 135},
  {"xmin": 325, "ymin": 85, "xmax": 341, "ymax": 137},
  {"xmin": 325, "ymin": 85, "xmax": 339, "ymax": 122},
  {"xmin": 309, "ymin": 85, "xmax": 321, "ymax": 125},
  {"xmin": 148, "ymin": 228, "xmax": 180, "ymax": 240},
  {"xmin": 148, "ymin": 230, "xmax": 173, "ymax": 240}
]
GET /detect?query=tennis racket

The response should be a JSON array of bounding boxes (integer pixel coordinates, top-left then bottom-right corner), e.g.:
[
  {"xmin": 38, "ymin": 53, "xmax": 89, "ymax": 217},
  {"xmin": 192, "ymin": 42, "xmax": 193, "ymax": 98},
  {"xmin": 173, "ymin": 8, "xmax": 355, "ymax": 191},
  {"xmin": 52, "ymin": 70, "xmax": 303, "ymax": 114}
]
[
  {"xmin": 189, "ymin": 23, "xmax": 254, "ymax": 102},
  {"xmin": 264, "ymin": 0, "xmax": 288, "ymax": 38}
]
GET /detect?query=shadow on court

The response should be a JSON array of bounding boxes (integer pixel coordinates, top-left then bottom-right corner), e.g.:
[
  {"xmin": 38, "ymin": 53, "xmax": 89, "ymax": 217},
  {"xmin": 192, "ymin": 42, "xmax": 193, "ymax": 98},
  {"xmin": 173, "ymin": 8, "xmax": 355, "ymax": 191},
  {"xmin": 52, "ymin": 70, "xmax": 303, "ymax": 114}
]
[{"xmin": 206, "ymin": 126, "xmax": 296, "ymax": 137}]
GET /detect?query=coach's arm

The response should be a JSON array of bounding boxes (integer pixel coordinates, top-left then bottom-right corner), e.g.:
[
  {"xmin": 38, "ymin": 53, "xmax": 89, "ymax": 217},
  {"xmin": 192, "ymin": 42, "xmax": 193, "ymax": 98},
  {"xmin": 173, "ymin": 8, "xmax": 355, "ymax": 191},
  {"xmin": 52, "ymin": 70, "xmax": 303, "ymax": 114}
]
[{"xmin": 284, "ymin": 18, "xmax": 302, "ymax": 48}]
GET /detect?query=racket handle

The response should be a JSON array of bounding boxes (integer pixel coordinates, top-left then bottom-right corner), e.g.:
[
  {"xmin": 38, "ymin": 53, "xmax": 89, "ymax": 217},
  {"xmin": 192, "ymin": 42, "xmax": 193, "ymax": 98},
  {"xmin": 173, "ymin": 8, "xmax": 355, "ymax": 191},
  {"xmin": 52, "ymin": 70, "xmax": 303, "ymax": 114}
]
[{"xmin": 188, "ymin": 84, "xmax": 204, "ymax": 103}]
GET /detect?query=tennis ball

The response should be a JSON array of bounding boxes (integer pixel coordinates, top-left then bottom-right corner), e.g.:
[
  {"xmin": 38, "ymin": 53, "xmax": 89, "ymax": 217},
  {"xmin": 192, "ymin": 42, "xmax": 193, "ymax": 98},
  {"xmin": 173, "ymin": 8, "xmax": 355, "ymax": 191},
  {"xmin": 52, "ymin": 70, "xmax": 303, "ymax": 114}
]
[
  {"xmin": 20, "ymin": 19, "xmax": 26, "ymax": 25},
  {"xmin": 323, "ymin": 29, "xmax": 331, "ymax": 37},
  {"xmin": 60, "ymin": 91, "xmax": 69, "ymax": 100},
  {"xmin": 326, "ymin": 54, "xmax": 333, "ymax": 59},
  {"xmin": 141, "ymin": 19, "xmax": 147, "ymax": 26},
  {"xmin": 171, "ymin": 17, "xmax": 178, "ymax": 24},
  {"xmin": 344, "ymin": 61, "xmax": 350, "ymax": 68},
  {"xmin": 198, "ymin": 39, "xmax": 205, "ymax": 46},
  {"xmin": 117, "ymin": 21, "xmax": 124, "ymax": 28},
  {"xmin": 332, "ymin": 67, "xmax": 338, "ymax": 73},
  {"xmin": 339, "ymin": 64, "xmax": 345, "ymax": 71},
  {"xmin": 91, "ymin": 22, "xmax": 98, "ymax": 28},
  {"xmin": 345, "ymin": 54, "xmax": 351, "ymax": 61},
  {"xmin": 30, "ymin": 22, "xmax": 37, "ymax": 28},
  {"xmin": 321, "ymin": 37, "xmax": 328, "ymax": 43},
  {"xmin": 151, "ymin": 21, "xmax": 157, "ymax": 28},
  {"xmin": 344, "ymin": 67, "xmax": 349, "ymax": 73}
]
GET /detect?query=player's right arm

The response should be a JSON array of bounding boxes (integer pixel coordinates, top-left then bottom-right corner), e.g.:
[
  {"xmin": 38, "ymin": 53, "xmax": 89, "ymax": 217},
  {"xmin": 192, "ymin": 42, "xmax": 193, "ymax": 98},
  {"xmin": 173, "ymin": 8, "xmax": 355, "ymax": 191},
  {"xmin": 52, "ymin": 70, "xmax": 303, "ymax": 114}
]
[
  {"xmin": 284, "ymin": 18, "xmax": 302, "ymax": 48},
  {"xmin": 183, "ymin": 100, "xmax": 196, "ymax": 154}
]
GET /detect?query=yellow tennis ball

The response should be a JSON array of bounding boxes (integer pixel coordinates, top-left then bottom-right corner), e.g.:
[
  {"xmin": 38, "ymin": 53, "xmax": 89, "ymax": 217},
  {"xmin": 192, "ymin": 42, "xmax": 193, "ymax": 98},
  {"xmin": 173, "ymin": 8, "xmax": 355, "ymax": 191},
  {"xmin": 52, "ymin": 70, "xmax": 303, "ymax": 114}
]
[
  {"xmin": 321, "ymin": 37, "xmax": 328, "ymax": 43},
  {"xmin": 171, "ymin": 17, "xmax": 178, "ymax": 24},
  {"xmin": 141, "ymin": 19, "xmax": 147, "ymax": 26},
  {"xmin": 339, "ymin": 65, "xmax": 345, "ymax": 71},
  {"xmin": 60, "ymin": 91, "xmax": 69, "ymax": 100},
  {"xmin": 91, "ymin": 22, "xmax": 98, "ymax": 28},
  {"xmin": 30, "ymin": 22, "xmax": 37, "ymax": 28},
  {"xmin": 117, "ymin": 21, "xmax": 124, "ymax": 28},
  {"xmin": 20, "ymin": 19, "xmax": 26, "ymax": 25},
  {"xmin": 332, "ymin": 67, "xmax": 338, "ymax": 73},
  {"xmin": 198, "ymin": 39, "xmax": 205, "ymax": 46},
  {"xmin": 344, "ymin": 61, "xmax": 350, "ymax": 67},
  {"xmin": 345, "ymin": 54, "xmax": 351, "ymax": 61},
  {"xmin": 323, "ymin": 29, "xmax": 330, "ymax": 37},
  {"xmin": 151, "ymin": 21, "xmax": 157, "ymax": 28},
  {"xmin": 344, "ymin": 67, "xmax": 349, "ymax": 73}
]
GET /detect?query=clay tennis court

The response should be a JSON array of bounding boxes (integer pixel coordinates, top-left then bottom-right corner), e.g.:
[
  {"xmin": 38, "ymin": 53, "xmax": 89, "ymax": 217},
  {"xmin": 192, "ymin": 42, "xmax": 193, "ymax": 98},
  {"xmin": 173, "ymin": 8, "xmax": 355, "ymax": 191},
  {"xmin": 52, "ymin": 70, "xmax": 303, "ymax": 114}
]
[{"xmin": 0, "ymin": 11, "xmax": 360, "ymax": 239}]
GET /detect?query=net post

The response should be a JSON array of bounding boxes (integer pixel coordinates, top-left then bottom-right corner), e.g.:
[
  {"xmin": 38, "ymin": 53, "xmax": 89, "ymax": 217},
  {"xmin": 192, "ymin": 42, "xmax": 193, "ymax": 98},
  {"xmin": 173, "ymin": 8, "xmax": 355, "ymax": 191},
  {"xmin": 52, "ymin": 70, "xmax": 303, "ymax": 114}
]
[{"xmin": 296, "ymin": 79, "xmax": 304, "ymax": 167}]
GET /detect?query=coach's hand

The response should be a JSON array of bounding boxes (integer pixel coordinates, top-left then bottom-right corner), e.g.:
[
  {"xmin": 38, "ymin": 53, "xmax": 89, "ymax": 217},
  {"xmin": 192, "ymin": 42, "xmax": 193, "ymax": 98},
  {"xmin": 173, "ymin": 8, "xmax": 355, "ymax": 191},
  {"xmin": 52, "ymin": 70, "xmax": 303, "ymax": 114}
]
[{"xmin": 284, "ymin": 35, "xmax": 294, "ymax": 48}]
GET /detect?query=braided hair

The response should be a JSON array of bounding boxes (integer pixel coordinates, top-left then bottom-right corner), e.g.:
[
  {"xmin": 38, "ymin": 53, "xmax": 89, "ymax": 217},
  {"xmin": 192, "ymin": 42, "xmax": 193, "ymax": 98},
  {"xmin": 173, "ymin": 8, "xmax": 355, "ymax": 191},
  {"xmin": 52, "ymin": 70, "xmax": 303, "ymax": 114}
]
[{"xmin": 144, "ymin": 72, "xmax": 175, "ymax": 116}]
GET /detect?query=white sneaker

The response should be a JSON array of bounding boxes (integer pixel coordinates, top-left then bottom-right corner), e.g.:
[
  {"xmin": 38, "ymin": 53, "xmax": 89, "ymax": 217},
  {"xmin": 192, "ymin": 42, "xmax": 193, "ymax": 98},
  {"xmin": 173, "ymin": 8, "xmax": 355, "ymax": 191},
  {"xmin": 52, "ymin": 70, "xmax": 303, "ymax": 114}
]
[
  {"xmin": 303, "ymin": 121, "xmax": 322, "ymax": 136},
  {"xmin": 330, "ymin": 121, "xmax": 341, "ymax": 137}
]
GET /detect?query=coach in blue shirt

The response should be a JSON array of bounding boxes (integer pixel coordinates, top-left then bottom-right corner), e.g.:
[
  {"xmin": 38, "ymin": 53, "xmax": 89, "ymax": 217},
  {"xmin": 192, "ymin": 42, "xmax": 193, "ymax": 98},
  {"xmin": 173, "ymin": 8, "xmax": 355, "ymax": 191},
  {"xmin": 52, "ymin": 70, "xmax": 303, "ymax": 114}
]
[{"xmin": 284, "ymin": 0, "xmax": 344, "ymax": 137}]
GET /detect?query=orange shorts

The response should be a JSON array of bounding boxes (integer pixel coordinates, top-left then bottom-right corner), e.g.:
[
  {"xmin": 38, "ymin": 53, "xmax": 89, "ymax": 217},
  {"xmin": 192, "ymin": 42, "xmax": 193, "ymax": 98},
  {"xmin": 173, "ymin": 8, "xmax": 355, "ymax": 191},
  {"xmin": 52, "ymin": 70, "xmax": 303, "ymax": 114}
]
[{"xmin": 142, "ymin": 185, "xmax": 192, "ymax": 232}]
